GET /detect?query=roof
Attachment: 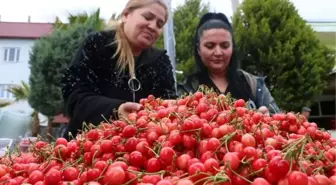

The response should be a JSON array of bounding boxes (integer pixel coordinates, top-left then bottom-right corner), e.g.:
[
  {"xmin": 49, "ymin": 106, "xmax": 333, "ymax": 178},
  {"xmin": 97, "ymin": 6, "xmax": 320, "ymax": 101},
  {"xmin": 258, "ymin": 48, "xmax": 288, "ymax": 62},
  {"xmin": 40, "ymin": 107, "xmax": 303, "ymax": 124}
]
[
  {"xmin": 307, "ymin": 20, "xmax": 336, "ymax": 23},
  {"xmin": 316, "ymin": 32, "xmax": 336, "ymax": 49},
  {"xmin": 0, "ymin": 22, "xmax": 53, "ymax": 39}
]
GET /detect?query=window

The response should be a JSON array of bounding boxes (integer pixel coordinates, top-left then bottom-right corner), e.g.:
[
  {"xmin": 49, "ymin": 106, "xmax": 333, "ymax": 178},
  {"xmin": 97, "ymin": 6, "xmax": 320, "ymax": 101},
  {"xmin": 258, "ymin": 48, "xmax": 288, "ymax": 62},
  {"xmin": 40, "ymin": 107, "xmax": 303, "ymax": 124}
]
[
  {"xmin": 320, "ymin": 100, "xmax": 335, "ymax": 116},
  {"xmin": 0, "ymin": 85, "xmax": 14, "ymax": 99},
  {"xmin": 310, "ymin": 102, "xmax": 320, "ymax": 116},
  {"xmin": 3, "ymin": 47, "xmax": 20, "ymax": 62},
  {"xmin": 0, "ymin": 87, "xmax": 5, "ymax": 98}
]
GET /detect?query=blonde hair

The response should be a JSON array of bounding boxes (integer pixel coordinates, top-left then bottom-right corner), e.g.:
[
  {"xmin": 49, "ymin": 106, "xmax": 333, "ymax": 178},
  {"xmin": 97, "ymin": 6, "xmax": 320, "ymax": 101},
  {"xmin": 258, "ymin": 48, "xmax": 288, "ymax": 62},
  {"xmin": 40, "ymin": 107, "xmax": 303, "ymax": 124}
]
[{"xmin": 107, "ymin": 0, "xmax": 168, "ymax": 78}]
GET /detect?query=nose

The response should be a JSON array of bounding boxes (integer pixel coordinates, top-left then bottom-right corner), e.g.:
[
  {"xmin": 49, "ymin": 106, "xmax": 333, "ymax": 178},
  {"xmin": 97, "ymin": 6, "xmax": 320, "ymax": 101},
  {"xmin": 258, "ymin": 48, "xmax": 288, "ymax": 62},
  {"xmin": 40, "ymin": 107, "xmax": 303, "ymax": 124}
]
[
  {"xmin": 148, "ymin": 20, "xmax": 157, "ymax": 31},
  {"xmin": 214, "ymin": 46, "xmax": 223, "ymax": 56}
]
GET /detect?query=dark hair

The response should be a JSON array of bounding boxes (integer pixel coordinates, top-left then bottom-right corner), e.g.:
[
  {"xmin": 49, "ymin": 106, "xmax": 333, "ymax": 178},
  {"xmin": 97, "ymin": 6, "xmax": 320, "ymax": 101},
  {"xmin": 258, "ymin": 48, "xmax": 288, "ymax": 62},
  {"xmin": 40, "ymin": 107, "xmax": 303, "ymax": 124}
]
[{"xmin": 193, "ymin": 12, "xmax": 246, "ymax": 94}]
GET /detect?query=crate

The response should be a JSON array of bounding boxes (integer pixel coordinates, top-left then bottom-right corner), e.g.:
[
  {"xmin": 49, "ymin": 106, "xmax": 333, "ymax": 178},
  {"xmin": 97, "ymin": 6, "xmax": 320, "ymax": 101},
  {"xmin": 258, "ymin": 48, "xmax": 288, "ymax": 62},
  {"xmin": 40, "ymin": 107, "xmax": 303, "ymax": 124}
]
[
  {"xmin": 0, "ymin": 138, "xmax": 13, "ymax": 149},
  {"xmin": 0, "ymin": 138, "xmax": 13, "ymax": 157},
  {"xmin": 0, "ymin": 110, "xmax": 31, "ymax": 140}
]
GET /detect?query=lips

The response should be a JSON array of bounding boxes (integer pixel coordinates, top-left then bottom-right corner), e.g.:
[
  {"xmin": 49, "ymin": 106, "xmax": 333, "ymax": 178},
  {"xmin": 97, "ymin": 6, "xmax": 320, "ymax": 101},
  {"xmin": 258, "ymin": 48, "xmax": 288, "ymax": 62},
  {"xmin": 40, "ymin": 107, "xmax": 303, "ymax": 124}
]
[
  {"xmin": 211, "ymin": 60, "xmax": 224, "ymax": 63},
  {"xmin": 142, "ymin": 32, "xmax": 153, "ymax": 41}
]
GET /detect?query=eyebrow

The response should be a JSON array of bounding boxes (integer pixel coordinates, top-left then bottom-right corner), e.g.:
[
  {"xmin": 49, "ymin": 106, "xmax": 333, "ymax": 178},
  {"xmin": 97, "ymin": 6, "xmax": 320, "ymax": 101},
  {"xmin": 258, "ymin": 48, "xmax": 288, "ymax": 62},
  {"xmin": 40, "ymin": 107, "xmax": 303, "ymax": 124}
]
[{"xmin": 203, "ymin": 40, "xmax": 231, "ymax": 43}]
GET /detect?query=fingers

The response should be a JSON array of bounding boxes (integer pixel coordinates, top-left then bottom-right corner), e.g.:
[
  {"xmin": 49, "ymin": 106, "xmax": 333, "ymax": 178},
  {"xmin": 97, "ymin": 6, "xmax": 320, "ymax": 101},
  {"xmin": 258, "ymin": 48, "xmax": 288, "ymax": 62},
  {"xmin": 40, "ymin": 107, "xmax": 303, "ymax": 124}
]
[
  {"xmin": 166, "ymin": 99, "xmax": 177, "ymax": 106},
  {"xmin": 123, "ymin": 102, "xmax": 143, "ymax": 112},
  {"xmin": 258, "ymin": 106, "xmax": 269, "ymax": 114}
]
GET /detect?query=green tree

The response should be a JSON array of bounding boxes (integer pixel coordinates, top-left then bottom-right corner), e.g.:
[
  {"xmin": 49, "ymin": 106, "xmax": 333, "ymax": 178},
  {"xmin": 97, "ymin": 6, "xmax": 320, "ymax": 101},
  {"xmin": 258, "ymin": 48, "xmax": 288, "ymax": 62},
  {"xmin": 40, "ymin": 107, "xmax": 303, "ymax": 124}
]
[
  {"xmin": 110, "ymin": 13, "xmax": 121, "ymax": 20},
  {"xmin": 28, "ymin": 12, "xmax": 104, "ymax": 118},
  {"xmin": 0, "ymin": 101, "xmax": 11, "ymax": 108},
  {"xmin": 155, "ymin": 0, "xmax": 209, "ymax": 82},
  {"xmin": 232, "ymin": 0, "xmax": 335, "ymax": 112},
  {"xmin": 53, "ymin": 9, "xmax": 104, "ymax": 31}
]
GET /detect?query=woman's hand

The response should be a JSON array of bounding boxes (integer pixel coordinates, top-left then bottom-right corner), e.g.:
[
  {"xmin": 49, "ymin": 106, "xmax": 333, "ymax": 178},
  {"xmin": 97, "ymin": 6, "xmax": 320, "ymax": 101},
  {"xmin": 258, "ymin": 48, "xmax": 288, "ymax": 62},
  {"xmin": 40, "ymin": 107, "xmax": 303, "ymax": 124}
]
[
  {"xmin": 165, "ymin": 99, "xmax": 177, "ymax": 106},
  {"xmin": 258, "ymin": 106, "xmax": 269, "ymax": 115},
  {"xmin": 118, "ymin": 102, "xmax": 143, "ymax": 119}
]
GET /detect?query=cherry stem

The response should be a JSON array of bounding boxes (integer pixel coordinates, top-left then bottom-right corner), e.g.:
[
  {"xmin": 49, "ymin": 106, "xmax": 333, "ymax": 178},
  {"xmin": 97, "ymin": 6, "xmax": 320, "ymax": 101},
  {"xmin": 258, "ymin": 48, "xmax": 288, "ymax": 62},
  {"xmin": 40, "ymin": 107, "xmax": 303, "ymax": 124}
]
[
  {"xmin": 171, "ymin": 154, "xmax": 178, "ymax": 172},
  {"xmin": 240, "ymin": 156, "xmax": 253, "ymax": 165},
  {"xmin": 178, "ymin": 173, "xmax": 189, "ymax": 178},
  {"xmin": 94, "ymin": 160, "xmax": 112, "ymax": 181},
  {"xmin": 101, "ymin": 114, "xmax": 112, "ymax": 124},
  {"xmin": 288, "ymin": 158, "xmax": 293, "ymax": 173},
  {"xmin": 283, "ymin": 135, "xmax": 309, "ymax": 160},
  {"xmin": 127, "ymin": 169, "xmax": 165, "ymax": 176},
  {"xmin": 216, "ymin": 96, "xmax": 224, "ymax": 111},
  {"xmin": 322, "ymin": 153, "xmax": 334, "ymax": 167},
  {"xmin": 92, "ymin": 150, "xmax": 99, "ymax": 165},
  {"xmin": 283, "ymin": 135, "xmax": 308, "ymax": 151},
  {"xmin": 144, "ymin": 146, "xmax": 159, "ymax": 158},
  {"xmin": 123, "ymin": 175, "xmax": 141, "ymax": 185},
  {"xmin": 214, "ymin": 131, "xmax": 237, "ymax": 155},
  {"xmin": 258, "ymin": 124, "xmax": 266, "ymax": 145},
  {"xmin": 137, "ymin": 128, "xmax": 148, "ymax": 132},
  {"xmin": 50, "ymin": 157, "xmax": 64, "ymax": 163},
  {"xmin": 42, "ymin": 158, "xmax": 55, "ymax": 173},
  {"xmin": 194, "ymin": 172, "xmax": 229, "ymax": 185},
  {"xmin": 180, "ymin": 128, "xmax": 202, "ymax": 134},
  {"xmin": 82, "ymin": 122, "xmax": 91, "ymax": 133},
  {"xmin": 312, "ymin": 167, "xmax": 324, "ymax": 175},
  {"xmin": 227, "ymin": 163, "xmax": 253, "ymax": 184},
  {"xmin": 60, "ymin": 157, "xmax": 83, "ymax": 170},
  {"xmin": 297, "ymin": 139, "xmax": 308, "ymax": 172},
  {"xmin": 247, "ymin": 167, "xmax": 265, "ymax": 177},
  {"xmin": 171, "ymin": 112, "xmax": 183, "ymax": 122},
  {"xmin": 57, "ymin": 147, "xmax": 67, "ymax": 162}
]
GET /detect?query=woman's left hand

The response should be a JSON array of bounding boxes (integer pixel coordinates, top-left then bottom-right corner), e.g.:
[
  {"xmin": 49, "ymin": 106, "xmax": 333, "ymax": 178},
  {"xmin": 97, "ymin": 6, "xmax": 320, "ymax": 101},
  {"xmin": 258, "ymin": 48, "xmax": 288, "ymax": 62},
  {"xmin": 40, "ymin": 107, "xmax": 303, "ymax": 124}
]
[{"xmin": 165, "ymin": 99, "xmax": 177, "ymax": 106}]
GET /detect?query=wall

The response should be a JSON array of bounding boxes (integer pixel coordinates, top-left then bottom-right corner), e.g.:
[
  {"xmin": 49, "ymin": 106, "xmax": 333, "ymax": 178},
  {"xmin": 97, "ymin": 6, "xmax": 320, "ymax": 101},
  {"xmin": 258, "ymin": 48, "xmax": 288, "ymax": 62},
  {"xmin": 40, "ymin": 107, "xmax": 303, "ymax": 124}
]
[
  {"xmin": 0, "ymin": 38, "xmax": 48, "ymax": 127},
  {"xmin": 0, "ymin": 38, "xmax": 34, "ymax": 114},
  {"xmin": 307, "ymin": 22, "xmax": 336, "ymax": 32},
  {"xmin": 0, "ymin": 38, "xmax": 34, "ymax": 84}
]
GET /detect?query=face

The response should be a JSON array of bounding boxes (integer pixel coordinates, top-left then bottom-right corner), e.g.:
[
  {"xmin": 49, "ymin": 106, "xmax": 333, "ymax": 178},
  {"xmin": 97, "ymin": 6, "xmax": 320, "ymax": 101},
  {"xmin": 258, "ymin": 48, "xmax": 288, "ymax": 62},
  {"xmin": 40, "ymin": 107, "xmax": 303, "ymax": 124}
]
[
  {"xmin": 122, "ymin": 3, "xmax": 166, "ymax": 50},
  {"xmin": 302, "ymin": 111, "xmax": 310, "ymax": 118},
  {"xmin": 198, "ymin": 29, "xmax": 233, "ymax": 74}
]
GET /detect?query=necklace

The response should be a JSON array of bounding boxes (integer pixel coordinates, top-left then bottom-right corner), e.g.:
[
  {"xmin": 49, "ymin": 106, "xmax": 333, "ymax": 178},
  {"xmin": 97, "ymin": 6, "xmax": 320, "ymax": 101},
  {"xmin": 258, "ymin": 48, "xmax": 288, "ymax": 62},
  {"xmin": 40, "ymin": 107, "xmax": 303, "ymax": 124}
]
[
  {"xmin": 128, "ymin": 73, "xmax": 141, "ymax": 102},
  {"xmin": 127, "ymin": 53, "xmax": 144, "ymax": 102}
]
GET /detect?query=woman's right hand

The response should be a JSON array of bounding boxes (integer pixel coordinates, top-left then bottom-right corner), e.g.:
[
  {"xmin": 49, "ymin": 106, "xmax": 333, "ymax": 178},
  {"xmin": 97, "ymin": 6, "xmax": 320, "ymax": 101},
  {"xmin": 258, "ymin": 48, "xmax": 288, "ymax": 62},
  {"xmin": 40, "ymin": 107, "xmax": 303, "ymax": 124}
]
[
  {"xmin": 258, "ymin": 106, "xmax": 269, "ymax": 115},
  {"xmin": 118, "ymin": 102, "xmax": 143, "ymax": 119}
]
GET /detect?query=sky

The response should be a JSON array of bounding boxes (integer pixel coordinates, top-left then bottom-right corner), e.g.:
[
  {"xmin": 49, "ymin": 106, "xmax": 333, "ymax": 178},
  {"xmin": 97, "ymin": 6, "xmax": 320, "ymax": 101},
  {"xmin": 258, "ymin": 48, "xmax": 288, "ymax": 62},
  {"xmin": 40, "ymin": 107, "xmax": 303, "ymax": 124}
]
[{"xmin": 0, "ymin": 0, "xmax": 335, "ymax": 23}]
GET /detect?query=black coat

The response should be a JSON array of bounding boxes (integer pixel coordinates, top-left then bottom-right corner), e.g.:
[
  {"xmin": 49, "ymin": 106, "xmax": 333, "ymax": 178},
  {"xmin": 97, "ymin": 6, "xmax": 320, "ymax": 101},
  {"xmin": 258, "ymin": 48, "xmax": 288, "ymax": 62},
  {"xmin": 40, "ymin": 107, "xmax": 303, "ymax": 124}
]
[{"xmin": 61, "ymin": 31, "xmax": 177, "ymax": 138}]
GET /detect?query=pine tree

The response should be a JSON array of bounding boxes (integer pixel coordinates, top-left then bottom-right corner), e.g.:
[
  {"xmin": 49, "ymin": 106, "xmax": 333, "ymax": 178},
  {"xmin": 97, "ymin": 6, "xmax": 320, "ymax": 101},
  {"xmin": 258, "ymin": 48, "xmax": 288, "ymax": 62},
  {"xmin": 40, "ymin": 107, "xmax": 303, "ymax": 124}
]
[{"xmin": 28, "ymin": 12, "xmax": 104, "ymax": 117}]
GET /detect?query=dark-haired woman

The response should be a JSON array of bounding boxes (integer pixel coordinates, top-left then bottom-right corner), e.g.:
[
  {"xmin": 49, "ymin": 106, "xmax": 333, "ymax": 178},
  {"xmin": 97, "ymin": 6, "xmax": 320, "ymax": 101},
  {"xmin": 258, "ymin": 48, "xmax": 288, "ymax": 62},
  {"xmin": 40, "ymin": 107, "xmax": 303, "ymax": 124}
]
[{"xmin": 178, "ymin": 12, "xmax": 280, "ymax": 114}]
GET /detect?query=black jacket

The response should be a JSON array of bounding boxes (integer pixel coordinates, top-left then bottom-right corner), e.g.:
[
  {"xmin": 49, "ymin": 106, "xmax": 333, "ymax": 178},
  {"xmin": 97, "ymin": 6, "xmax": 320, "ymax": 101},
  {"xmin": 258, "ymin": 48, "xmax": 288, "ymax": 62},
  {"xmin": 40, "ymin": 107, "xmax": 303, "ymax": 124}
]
[
  {"xmin": 178, "ymin": 71, "xmax": 252, "ymax": 101},
  {"xmin": 177, "ymin": 70, "xmax": 280, "ymax": 114},
  {"xmin": 61, "ymin": 31, "xmax": 177, "ymax": 138}
]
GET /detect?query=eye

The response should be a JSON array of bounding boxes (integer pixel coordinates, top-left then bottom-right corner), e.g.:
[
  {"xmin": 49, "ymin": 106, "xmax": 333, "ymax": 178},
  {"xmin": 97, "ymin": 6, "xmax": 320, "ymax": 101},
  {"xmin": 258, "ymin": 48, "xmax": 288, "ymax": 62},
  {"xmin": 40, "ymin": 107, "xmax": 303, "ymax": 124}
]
[
  {"xmin": 220, "ymin": 42, "xmax": 231, "ymax": 49},
  {"xmin": 204, "ymin": 43, "xmax": 215, "ymax": 49},
  {"xmin": 157, "ymin": 21, "xmax": 164, "ymax": 28},
  {"xmin": 142, "ymin": 12, "xmax": 165, "ymax": 29},
  {"xmin": 142, "ymin": 13, "xmax": 154, "ymax": 21}
]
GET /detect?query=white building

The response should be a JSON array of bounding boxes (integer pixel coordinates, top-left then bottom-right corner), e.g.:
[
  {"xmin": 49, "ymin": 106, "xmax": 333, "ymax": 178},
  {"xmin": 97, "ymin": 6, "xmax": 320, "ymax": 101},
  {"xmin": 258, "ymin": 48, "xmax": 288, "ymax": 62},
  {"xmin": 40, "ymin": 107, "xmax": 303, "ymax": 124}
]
[
  {"xmin": 0, "ymin": 21, "xmax": 52, "ymax": 98},
  {"xmin": 0, "ymin": 21, "xmax": 53, "ymax": 135}
]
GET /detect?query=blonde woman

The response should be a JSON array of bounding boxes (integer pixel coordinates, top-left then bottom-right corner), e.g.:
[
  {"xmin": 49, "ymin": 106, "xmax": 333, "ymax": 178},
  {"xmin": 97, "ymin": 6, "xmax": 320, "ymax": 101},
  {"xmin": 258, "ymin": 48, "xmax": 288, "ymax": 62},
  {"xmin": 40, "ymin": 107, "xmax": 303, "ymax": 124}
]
[{"xmin": 61, "ymin": 0, "xmax": 176, "ymax": 138}]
